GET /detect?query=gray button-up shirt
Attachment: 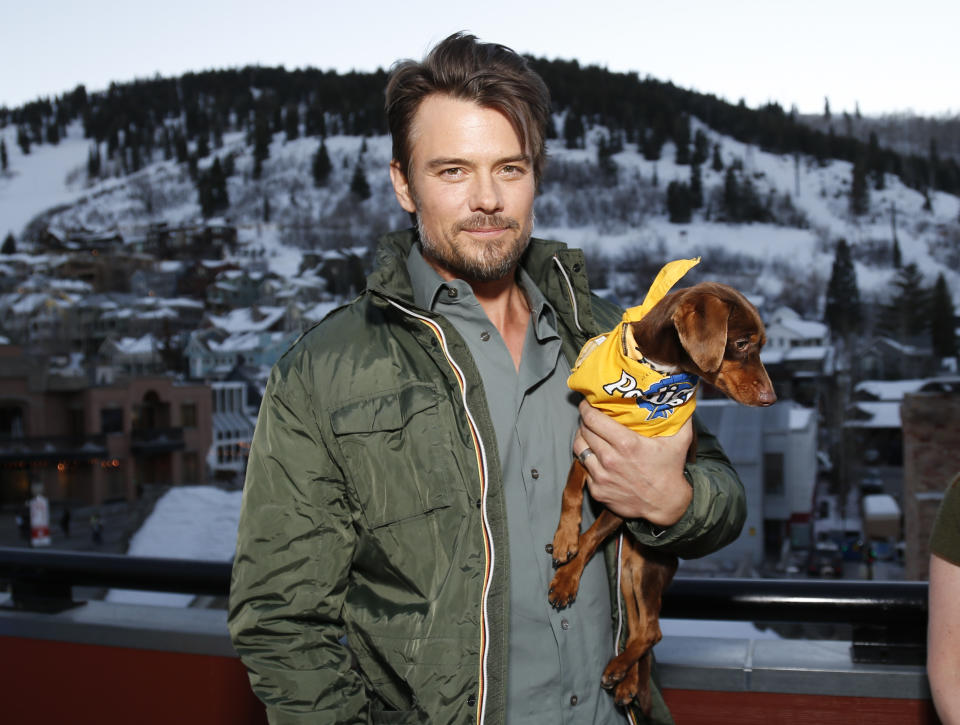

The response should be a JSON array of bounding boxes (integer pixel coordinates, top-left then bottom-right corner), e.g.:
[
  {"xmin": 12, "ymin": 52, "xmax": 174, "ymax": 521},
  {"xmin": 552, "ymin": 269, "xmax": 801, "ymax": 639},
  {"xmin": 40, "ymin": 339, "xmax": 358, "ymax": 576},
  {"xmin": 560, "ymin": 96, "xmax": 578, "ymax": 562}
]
[{"xmin": 407, "ymin": 245, "xmax": 626, "ymax": 724}]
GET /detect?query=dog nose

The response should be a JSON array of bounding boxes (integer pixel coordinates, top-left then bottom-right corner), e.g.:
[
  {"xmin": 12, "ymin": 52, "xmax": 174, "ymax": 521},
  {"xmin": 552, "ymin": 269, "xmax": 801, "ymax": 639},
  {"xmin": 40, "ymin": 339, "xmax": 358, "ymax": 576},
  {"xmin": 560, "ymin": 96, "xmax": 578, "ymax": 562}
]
[{"xmin": 757, "ymin": 388, "xmax": 777, "ymax": 406}]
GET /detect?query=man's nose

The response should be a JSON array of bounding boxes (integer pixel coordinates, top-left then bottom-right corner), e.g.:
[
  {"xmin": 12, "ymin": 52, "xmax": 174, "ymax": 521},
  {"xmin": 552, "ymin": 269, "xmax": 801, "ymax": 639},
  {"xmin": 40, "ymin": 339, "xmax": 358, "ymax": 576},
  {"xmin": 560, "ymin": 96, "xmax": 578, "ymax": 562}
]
[{"xmin": 469, "ymin": 174, "xmax": 503, "ymax": 214}]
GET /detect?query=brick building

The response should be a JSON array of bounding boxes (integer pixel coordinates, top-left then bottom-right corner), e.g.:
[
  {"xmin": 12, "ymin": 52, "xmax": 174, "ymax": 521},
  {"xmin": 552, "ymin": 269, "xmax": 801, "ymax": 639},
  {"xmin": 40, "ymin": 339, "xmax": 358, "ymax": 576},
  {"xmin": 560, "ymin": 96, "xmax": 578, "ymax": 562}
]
[
  {"xmin": 0, "ymin": 345, "xmax": 212, "ymax": 505},
  {"xmin": 901, "ymin": 386, "xmax": 960, "ymax": 580}
]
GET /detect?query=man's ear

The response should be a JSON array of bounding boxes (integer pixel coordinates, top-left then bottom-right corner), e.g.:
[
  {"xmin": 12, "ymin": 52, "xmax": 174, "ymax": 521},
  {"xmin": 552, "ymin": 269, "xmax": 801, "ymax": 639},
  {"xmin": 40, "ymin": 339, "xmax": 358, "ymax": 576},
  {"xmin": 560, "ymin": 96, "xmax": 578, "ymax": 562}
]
[
  {"xmin": 389, "ymin": 161, "xmax": 417, "ymax": 214},
  {"xmin": 672, "ymin": 294, "xmax": 729, "ymax": 373}
]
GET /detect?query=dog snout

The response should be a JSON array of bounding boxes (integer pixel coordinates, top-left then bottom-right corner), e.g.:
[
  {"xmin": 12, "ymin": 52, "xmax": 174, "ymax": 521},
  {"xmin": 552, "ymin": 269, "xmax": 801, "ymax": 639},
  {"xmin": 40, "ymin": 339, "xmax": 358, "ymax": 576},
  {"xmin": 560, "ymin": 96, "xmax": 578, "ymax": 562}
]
[{"xmin": 756, "ymin": 387, "xmax": 777, "ymax": 406}]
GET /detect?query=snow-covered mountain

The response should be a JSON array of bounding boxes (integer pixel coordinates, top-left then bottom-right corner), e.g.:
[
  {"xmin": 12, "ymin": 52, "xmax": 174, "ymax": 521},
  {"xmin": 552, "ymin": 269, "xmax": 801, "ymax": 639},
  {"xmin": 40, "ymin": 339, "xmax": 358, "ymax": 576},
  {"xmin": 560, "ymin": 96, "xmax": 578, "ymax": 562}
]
[{"xmin": 1, "ymin": 112, "xmax": 957, "ymax": 315}]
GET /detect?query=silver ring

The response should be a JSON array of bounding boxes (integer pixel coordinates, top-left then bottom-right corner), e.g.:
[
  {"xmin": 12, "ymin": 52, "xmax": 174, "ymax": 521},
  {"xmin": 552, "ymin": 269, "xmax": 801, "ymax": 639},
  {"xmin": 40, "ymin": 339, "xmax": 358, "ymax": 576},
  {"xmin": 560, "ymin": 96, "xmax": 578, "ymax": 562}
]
[{"xmin": 578, "ymin": 447, "xmax": 595, "ymax": 465}]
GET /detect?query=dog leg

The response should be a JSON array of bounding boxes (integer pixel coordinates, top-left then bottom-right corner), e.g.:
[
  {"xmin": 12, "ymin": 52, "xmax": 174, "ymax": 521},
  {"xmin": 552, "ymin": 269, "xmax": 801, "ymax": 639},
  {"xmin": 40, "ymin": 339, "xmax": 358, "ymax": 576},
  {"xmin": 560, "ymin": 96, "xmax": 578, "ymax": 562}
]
[
  {"xmin": 551, "ymin": 459, "xmax": 589, "ymax": 566},
  {"xmin": 601, "ymin": 540, "xmax": 678, "ymax": 714},
  {"xmin": 548, "ymin": 508, "xmax": 623, "ymax": 609}
]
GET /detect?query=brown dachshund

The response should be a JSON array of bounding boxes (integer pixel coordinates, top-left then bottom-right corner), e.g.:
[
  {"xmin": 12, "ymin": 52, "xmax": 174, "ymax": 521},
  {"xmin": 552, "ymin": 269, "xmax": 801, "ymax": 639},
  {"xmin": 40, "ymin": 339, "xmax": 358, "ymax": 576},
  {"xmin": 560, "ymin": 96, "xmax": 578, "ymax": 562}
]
[{"xmin": 548, "ymin": 281, "xmax": 776, "ymax": 714}]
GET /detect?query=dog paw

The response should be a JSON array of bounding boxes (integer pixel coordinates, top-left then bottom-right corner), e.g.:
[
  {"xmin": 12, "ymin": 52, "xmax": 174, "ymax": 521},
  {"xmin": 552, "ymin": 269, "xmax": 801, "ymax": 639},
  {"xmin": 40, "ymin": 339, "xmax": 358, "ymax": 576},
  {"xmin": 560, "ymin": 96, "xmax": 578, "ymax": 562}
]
[
  {"xmin": 551, "ymin": 532, "xmax": 579, "ymax": 567},
  {"xmin": 547, "ymin": 570, "xmax": 579, "ymax": 610},
  {"xmin": 610, "ymin": 663, "xmax": 644, "ymax": 709}
]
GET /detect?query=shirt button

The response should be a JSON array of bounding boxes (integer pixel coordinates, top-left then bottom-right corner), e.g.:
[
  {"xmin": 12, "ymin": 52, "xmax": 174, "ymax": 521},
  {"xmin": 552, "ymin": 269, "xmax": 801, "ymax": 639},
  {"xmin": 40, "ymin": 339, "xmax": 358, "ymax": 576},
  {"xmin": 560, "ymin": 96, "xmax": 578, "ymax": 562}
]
[
  {"xmin": 531, "ymin": 469, "xmax": 540, "ymax": 479},
  {"xmin": 570, "ymin": 695, "xmax": 579, "ymax": 706},
  {"xmin": 561, "ymin": 619, "xmax": 570, "ymax": 630},
  {"xmin": 447, "ymin": 287, "xmax": 458, "ymax": 299},
  {"xmin": 480, "ymin": 330, "xmax": 490, "ymax": 341},
  {"xmin": 467, "ymin": 695, "xmax": 477, "ymax": 707},
  {"xmin": 545, "ymin": 544, "xmax": 554, "ymax": 554}
]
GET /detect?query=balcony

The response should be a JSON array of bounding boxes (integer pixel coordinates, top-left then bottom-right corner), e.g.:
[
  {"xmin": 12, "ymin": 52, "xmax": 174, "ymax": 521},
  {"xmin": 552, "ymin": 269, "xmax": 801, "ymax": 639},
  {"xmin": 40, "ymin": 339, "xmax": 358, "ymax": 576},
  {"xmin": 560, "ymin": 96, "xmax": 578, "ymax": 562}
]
[
  {"xmin": 129, "ymin": 426, "xmax": 185, "ymax": 454},
  {"xmin": 0, "ymin": 433, "xmax": 108, "ymax": 463},
  {"xmin": 0, "ymin": 546, "xmax": 940, "ymax": 725}
]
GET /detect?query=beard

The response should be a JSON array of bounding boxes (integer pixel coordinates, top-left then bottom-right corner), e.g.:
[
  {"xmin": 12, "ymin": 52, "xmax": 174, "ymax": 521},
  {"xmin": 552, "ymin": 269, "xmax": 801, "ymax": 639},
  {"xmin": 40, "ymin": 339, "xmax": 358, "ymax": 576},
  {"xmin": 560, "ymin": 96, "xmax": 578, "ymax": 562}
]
[{"xmin": 416, "ymin": 210, "xmax": 535, "ymax": 283}]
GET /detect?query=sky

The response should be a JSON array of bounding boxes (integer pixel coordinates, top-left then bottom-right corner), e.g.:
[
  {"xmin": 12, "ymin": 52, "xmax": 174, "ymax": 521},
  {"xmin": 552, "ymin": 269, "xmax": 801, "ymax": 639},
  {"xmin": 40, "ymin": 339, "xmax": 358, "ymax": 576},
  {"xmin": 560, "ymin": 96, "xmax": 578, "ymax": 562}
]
[{"xmin": 3, "ymin": 1, "xmax": 958, "ymax": 117}]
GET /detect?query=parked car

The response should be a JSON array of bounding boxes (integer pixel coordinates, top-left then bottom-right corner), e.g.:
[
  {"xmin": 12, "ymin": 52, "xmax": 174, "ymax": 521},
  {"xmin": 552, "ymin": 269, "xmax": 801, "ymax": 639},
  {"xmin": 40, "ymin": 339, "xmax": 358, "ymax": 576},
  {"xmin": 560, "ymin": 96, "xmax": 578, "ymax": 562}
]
[{"xmin": 807, "ymin": 541, "xmax": 844, "ymax": 577}]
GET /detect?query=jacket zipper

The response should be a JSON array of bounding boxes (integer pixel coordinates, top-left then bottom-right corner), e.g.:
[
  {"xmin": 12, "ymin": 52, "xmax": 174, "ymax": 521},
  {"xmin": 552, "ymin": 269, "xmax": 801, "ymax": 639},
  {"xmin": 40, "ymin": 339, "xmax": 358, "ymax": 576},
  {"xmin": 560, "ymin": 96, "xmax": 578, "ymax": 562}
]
[
  {"xmin": 553, "ymin": 257, "xmax": 637, "ymax": 724},
  {"xmin": 552, "ymin": 255, "xmax": 584, "ymax": 334},
  {"xmin": 385, "ymin": 298, "xmax": 494, "ymax": 725}
]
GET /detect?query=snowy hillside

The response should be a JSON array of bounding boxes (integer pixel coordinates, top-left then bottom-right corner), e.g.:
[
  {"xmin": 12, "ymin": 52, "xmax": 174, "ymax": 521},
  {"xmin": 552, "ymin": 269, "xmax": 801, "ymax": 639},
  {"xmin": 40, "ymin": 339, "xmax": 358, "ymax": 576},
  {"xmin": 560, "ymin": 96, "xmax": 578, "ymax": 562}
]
[{"xmin": 1, "ymin": 112, "xmax": 958, "ymax": 314}]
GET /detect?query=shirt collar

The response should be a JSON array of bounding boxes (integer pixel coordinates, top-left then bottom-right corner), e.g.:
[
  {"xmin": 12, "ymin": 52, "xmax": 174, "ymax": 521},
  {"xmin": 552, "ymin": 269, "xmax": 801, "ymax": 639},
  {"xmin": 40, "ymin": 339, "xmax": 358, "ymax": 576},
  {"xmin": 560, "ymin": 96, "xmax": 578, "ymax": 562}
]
[{"xmin": 406, "ymin": 243, "xmax": 559, "ymax": 341}]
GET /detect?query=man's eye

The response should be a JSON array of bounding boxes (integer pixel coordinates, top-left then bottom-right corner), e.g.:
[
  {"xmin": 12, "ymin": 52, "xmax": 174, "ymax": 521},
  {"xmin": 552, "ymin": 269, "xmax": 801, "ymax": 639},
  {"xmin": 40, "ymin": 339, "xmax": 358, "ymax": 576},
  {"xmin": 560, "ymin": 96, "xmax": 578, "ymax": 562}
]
[
  {"xmin": 440, "ymin": 167, "xmax": 463, "ymax": 177},
  {"xmin": 501, "ymin": 165, "xmax": 525, "ymax": 175}
]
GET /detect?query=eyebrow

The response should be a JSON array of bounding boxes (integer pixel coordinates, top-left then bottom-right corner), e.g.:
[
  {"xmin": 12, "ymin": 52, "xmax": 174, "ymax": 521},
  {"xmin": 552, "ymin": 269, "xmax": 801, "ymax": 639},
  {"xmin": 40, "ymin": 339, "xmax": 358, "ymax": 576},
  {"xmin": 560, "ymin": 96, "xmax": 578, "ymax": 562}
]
[{"xmin": 425, "ymin": 154, "xmax": 531, "ymax": 170}]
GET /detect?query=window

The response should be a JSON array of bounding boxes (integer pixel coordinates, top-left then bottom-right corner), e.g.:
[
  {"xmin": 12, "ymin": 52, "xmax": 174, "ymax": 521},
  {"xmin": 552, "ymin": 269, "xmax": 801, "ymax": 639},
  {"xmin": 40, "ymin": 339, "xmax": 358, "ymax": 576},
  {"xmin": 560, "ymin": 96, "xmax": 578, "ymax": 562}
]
[
  {"xmin": 181, "ymin": 402, "xmax": 197, "ymax": 428},
  {"xmin": 764, "ymin": 452, "xmax": 785, "ymax": 495},
  {"xmin": 101, "ymin": 408, "xmax": 123, "ymax": 434}
]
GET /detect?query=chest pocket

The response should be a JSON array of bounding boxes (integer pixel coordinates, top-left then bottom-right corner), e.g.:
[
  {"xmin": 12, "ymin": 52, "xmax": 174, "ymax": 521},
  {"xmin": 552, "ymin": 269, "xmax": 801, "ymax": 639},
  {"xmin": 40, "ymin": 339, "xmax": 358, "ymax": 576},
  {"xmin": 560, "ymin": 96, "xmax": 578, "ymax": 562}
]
[{"xmin": 331, "ymin": 382, "xmax": 460, "ymax": 528}]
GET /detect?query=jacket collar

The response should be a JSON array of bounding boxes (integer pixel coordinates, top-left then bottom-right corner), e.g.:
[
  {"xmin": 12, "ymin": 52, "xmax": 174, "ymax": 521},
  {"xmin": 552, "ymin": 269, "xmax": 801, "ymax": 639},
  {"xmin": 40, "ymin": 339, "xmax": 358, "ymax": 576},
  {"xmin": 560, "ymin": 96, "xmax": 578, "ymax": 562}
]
[{"xmin": 365, "ymin": 228, "xmax": 599, "ymax": 339}]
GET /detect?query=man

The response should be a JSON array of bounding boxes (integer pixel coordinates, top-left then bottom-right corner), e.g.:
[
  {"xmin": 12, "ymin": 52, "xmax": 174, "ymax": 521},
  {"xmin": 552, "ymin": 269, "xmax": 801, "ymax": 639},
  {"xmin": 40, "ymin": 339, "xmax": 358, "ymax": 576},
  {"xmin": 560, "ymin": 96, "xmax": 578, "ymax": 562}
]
[{"xmin": 228, "ymin": 32, "xmax": 745, "ymax": 725}]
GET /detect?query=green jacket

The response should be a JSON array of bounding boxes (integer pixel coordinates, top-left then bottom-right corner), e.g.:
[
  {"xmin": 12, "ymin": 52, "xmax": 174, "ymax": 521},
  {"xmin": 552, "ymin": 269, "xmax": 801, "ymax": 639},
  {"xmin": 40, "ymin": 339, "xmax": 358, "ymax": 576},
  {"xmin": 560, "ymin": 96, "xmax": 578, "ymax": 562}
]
[{"xmin": 228, "ymin": 229, "xmax": 746, "ymax": 725}]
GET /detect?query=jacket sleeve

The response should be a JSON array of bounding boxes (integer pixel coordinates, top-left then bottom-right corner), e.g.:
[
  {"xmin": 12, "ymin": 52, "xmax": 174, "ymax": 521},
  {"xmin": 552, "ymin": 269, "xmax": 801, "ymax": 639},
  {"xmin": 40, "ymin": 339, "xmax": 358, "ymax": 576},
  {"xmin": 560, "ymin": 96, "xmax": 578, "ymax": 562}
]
[
  {"xmin": 228, "ymin": 360, "xmax": 369, "ymax": 724},
  {"xmin": 626, "ymin": 413, "xmax": 747, "ymax": 559}
]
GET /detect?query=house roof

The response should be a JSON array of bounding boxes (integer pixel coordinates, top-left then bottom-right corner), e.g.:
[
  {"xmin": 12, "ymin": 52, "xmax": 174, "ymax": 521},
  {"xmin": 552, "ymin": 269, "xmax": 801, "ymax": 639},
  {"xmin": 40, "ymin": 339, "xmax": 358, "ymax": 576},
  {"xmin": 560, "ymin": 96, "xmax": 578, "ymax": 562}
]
[
  {"xmin": 205, "ymin": 306, "xmax": 287, "ymax": 334},
  {"xmin": 854, "ymin": 379, "xmax": 929, "ymax": 401},
  {"xmin": 844, "ymin": 401, "xmax": 901, "ymax": 429}
]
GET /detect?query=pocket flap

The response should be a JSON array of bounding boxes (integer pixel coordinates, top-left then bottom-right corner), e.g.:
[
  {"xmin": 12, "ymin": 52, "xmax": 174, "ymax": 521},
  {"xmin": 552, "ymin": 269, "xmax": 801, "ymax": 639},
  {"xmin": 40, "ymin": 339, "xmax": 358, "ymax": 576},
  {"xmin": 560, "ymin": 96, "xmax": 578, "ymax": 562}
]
[{"xmin": 331, "ymin": 383, "xmax": 439, "ymax": 434}]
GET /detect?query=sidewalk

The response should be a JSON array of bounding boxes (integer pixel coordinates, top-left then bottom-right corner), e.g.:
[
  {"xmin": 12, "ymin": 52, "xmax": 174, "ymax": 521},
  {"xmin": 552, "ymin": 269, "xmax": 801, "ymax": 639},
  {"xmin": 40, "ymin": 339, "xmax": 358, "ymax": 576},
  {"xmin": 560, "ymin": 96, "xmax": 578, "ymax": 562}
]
[{"xmin": 1, "ymin": 500, "xmax": 133, "ymax": 554}]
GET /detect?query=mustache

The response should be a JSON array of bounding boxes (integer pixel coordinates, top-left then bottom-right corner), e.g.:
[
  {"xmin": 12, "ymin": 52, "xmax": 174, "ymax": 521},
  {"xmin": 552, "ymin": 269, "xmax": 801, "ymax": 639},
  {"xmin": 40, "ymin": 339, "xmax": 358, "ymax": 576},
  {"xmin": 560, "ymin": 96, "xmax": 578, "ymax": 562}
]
[{"xmin": 455, "ymin": 214, "xmax": 521, "ymax": 233}]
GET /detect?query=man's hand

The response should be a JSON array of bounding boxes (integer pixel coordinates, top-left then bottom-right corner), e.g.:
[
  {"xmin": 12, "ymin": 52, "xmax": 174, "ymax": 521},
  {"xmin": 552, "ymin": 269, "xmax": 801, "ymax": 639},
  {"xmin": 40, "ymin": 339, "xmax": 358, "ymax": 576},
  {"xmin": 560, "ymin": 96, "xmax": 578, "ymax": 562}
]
[{"xmin": 574, "ymin": 399, "xmax": 693, "ymax": 527}]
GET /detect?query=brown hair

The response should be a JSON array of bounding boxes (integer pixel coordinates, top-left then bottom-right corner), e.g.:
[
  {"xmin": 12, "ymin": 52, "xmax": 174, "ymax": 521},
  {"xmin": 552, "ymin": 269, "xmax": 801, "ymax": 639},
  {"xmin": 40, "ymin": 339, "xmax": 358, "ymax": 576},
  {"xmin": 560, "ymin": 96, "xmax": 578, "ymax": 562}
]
[{"xmin": 385, "ymin": 31, "xmax": 551, "ymax": 187}]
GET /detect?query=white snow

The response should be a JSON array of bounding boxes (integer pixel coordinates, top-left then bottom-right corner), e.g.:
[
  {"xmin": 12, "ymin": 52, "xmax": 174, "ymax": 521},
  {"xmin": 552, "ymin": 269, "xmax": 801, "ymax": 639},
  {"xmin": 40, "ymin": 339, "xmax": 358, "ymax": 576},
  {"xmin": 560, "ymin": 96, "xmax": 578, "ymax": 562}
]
[
  {"xmin": 105, "ymin": 486, "xmax": 242, "ymax": 607},
  {"xmin": 854, "ymin": 379, "xmax": 929, "ymax": 401},
  {"xmin": 0, "ymin": 122, "xmax": 91, "ymax": 239}
]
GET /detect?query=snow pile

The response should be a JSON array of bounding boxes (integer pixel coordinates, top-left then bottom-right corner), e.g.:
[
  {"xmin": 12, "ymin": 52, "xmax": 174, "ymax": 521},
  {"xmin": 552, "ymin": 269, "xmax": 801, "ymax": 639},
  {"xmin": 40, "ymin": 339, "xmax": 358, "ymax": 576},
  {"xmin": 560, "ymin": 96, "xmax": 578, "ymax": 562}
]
[{"xmin": 105, "ymin": 486, "xmax": 242, "ymax": 607}]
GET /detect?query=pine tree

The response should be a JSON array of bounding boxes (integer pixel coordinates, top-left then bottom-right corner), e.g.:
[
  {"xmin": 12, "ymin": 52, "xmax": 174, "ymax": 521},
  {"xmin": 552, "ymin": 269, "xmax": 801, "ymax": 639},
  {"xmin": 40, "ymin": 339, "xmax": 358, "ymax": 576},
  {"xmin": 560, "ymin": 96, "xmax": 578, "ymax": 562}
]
[
  {"xmin": 198, "ymin": 158, "xmax": 229, "ymax": 218},
  {"xmin": 350, "ymin": 161, "xmax": 371, "ymax": 201},
  {"xmin": 563, "ymin": 112, "xmax": 584, "ymax": 150},
  {"xmin": 1, "ymin": 232, "xmax": 16, "ymax": 255},
  {"xmin": 850, "ymin": 154, "xmax": 869, "ymax": 216},
  {"xmin": 868, "ymin": 132, "xmax": 885, "ymax": 190},
  {"xmin": 666, "ymin": 181, "xmax": 692, "ymax": 223},
  {"xmin": 305, "ymin": 104, "xmax": 327, "ymax": 137},
  {"xmin": 285, "ymin": 104, "xmax": 300, "ymax": 142},
  {"xmin": 881, "ymin": 263, "xmax": 929, "ymax": 343},
  {"xmin": 1, "ymin": 138, "xmax": 7, "ymax": 171},
  {"xmin": 711, "ymin": 144, "xmax": 723, "ymax": 172},
  {"xmin": 824, "ymin": 239, "xmax": 862, "ymax": 338},
  {"xmin": 87, "ymin": 143, "xmax": 102, "ymax": 180},
  {"xmin": 175, "ymin": 132, "xmax": 189, "ymax": 163},
  {"xmin": 312, "ymin": 140, "xmax": 332, "ymax": 187},
  {"xmin": 823, "ymin": 97, "xmax": 831, "ymax": 121},
  {"xmin": 673, "ymin": 115, "xmax": 691, "ymax": 165},
  {"xmin": 692, "ymin": 130, "xmax": 709, "ymax": 166},
  {"xmin": 162, "ymin": 127, "xmax": 173, "ymax": 160},
  {"xmin": 262, "ymin": 195, "xmax": 271, "ymax": 223},
  {"xmin": 196, "ymin": 133, "xmax": 210, "ymax": 159},
  {"xmin": 597, "ymin": 135, "xmax": 617, "ymax": 182},
  {"xmin": 16, "ymin": 126, "xmax": 30, "ymax": 155},
  {"xmin": 252, "ymin": 111, "xmax": 271, "ymax": 180},
  {"xmin": 689, "ymin": 164, "xmax": 703, "ymax": 209},
  {"xmin": 930, "ymin": 273, "xmax": 957, "ymax": 358},
  {"xmin": 722, "ymin": 167, "xmax": 740, "ymax": 220}
]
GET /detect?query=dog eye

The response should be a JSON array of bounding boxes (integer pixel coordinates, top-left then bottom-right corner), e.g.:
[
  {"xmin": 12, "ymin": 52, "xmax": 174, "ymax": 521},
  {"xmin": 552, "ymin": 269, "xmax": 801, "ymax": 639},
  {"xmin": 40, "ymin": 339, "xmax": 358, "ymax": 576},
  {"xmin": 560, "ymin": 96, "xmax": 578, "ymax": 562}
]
[{"xmin": 735, "ymin": 338, "xmax": 749, "ymax": 351}]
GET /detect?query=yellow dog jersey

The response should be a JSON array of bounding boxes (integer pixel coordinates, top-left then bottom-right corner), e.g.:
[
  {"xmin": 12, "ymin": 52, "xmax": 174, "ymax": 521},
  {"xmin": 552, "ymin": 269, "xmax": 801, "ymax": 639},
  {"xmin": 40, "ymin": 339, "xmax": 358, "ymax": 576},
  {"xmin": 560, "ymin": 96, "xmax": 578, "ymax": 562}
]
[{"xmin": 568, "ymin": 257, "xmax": 701, "ymax": 437}]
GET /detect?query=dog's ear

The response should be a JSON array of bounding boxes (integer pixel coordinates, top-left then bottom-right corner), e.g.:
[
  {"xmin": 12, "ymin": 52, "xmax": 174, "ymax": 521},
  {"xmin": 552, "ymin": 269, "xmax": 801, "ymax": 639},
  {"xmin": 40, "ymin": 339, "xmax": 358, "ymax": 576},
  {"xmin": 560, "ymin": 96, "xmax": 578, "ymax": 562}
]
[{"xmin": 672, "ymin": 294, "xmax": 729, "ymax": 373}]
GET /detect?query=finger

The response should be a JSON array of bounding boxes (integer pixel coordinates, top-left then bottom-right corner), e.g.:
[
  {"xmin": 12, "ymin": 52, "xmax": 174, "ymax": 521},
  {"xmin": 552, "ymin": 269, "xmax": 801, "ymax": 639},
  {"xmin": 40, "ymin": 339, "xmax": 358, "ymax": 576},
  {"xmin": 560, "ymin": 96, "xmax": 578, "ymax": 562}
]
[
  {"xmin": 577, "ymin": 399, "xmax": 634, "ymax": 451},
  {"xmin": 572, "ymin": 432, "xmax": 598, "ymax": 469}
]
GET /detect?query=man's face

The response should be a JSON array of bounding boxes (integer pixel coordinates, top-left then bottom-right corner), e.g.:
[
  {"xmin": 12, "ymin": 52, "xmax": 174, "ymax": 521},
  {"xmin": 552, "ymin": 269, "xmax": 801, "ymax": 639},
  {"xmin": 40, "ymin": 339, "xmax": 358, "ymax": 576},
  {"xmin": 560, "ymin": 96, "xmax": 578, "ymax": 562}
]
[{"xmin": 390, "ymin": 94, "xmax": 536, "ymax": 283}]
